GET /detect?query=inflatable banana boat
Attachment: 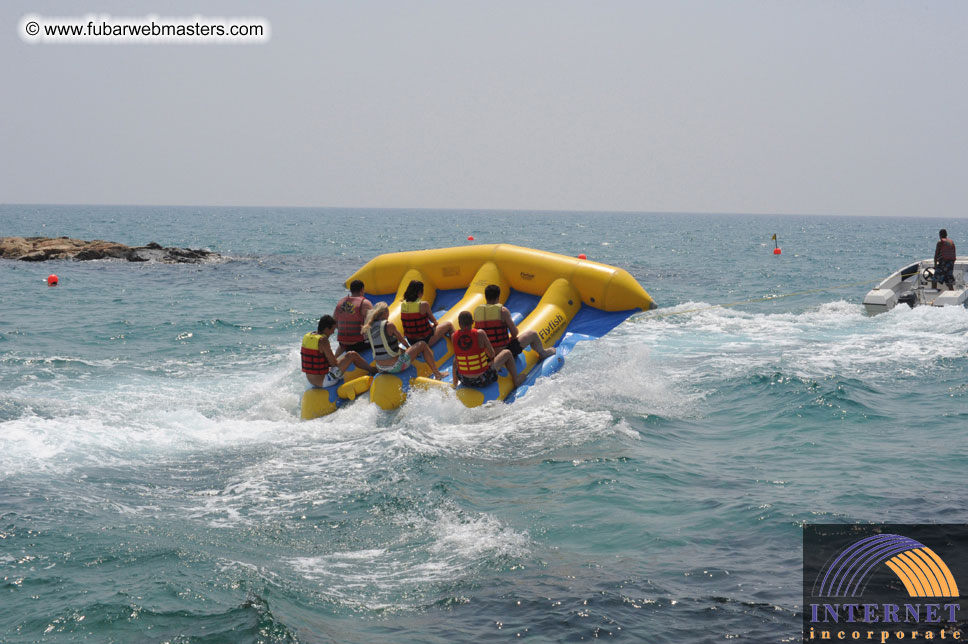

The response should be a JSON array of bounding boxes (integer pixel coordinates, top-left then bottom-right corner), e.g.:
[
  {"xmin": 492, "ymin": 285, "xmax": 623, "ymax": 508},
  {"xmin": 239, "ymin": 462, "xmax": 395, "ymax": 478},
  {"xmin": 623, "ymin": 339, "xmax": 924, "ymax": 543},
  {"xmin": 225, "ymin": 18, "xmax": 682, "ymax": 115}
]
[{"xmin": 300, "ymin": 244, "xmax": 655, "ymax": 419}]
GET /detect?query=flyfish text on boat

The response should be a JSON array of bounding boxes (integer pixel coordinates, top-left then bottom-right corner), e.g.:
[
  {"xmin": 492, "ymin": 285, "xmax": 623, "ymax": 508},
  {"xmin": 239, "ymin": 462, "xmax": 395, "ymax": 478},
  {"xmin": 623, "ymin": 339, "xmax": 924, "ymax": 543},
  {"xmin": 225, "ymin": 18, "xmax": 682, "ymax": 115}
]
[{"xmin": 538, "ymin": 313, "xmax": 565, "ymax": 341}]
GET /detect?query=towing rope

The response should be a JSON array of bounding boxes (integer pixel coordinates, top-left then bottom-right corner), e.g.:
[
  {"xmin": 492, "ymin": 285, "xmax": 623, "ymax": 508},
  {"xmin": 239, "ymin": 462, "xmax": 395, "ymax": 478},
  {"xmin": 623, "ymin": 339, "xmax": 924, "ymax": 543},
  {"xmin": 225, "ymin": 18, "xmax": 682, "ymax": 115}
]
[{"xmin": 635, "ymin": 278, "xmax": 884, "ymax": 320}]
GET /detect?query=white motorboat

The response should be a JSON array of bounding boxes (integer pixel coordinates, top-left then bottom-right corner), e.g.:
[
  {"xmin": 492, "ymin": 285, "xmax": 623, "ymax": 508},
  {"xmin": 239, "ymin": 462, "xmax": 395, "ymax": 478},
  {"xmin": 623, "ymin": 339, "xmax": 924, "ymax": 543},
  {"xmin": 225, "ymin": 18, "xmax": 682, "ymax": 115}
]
[{"xmin": 863, "ymin": 258, "xmax": 968, "ymax": 315}]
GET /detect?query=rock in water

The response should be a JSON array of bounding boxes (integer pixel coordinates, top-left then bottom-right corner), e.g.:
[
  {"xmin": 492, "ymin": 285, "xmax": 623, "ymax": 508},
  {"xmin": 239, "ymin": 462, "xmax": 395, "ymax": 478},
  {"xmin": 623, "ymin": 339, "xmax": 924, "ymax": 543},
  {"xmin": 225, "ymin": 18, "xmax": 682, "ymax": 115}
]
[{"xmin": 0, "ymin": 237, "xmax": 220, "ymax": 264}]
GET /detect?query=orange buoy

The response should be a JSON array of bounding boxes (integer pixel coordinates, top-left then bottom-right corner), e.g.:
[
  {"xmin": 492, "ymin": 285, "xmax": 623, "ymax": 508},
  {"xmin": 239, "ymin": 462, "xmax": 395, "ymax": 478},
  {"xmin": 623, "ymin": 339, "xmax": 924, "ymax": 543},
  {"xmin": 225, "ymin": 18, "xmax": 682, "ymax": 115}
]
[
  {"xmin": 773, "ymin": 248, "xmax": 782, "ymax": 255},
  {"xmin": 577, "ymin": 253, "xmax": 587, "ymax": 260},
  {"xmin": 467, "ymin": 236, "xmax": 475, "ymax": 241},
  {"xmin": 47, "ymin": 274, "xmax": 59, "ymax": 286}
]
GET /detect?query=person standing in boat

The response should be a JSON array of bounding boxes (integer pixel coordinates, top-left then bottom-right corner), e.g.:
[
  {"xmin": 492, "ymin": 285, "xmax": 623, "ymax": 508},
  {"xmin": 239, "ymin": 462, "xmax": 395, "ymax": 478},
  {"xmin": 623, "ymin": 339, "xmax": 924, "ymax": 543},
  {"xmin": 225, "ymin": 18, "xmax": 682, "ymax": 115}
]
[
  {"xmin": 363, "ymin": 302, "xmax": 449, "ymax": 379},
  {"xmin": 933, "ymin": 229, "xmax": 957, "ymax": 291},
  {"xmin": 474, "ymin": 285, "xmax": 556, "ymax": 361},
  {"xmin": 400, "ymin": 280, "xmax": 454, "ymax": 348},
  {"xmin": 301, "ymin": 315, "xmax": 377, "ymax": 388},
  {"xmin": 334, "ymin": 280, "xmax": 372, "ymax": 356}
]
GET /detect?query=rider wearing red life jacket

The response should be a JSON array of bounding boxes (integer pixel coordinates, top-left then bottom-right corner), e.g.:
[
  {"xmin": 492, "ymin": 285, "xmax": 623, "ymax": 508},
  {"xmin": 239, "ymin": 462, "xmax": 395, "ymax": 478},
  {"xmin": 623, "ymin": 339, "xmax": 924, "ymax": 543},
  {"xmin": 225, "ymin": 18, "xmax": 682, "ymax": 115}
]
[
  {"xmin": 302, "ymin": 315, "xmax": 376, "ymax": 387},
  {"xmin": 400, "ymin": 280, "xmax": 454, "ymax": 347},
  {"xmin": 334, "ymin": 280, "xmax": 372, "ymax": 355},
  {"xmin": 474, "ymin": 301, "xmax": 511, "ymax": 350},
  {"xmin": 934, "ymin": 229, "xmax": 958, "ymax": 291},
  {"xmin": 472, "ymin": 285, "xmax": 557, "ymax": 360},
  {"xmin": 301, "ymin": 331, "xmax": 330, "ymax": 377},
  {"xmin": 401, "ymin": 299, "xmax": 432, "ymax": 341},
  {"xmin": 452, "ymin": 311, "xmax": 523, "ymax": 389}
]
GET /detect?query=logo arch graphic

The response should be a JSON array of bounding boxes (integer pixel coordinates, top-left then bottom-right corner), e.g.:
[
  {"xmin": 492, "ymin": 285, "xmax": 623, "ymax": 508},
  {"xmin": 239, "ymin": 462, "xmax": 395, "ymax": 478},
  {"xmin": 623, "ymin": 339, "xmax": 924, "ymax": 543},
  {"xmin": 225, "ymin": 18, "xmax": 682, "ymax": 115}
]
[{"xmin": 817, "ymin": 533, "xmax": 959, "ymax": 598}]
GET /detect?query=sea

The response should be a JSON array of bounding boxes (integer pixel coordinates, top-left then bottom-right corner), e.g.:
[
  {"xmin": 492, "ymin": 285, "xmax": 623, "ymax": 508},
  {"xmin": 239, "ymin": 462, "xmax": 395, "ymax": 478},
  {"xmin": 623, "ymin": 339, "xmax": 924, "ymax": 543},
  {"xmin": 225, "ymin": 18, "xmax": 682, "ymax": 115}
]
[{"xmin": 1, "ymin": 205, "xmax": 966, "ymax": 643}]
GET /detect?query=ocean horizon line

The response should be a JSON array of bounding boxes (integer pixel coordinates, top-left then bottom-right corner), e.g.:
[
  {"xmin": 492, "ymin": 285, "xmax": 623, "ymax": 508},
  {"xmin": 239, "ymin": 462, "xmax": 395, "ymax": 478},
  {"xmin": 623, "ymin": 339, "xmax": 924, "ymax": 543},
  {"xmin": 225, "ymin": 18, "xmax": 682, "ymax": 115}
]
[{"xmin": 2, "ymin": 202, "xmax": 965, "ymax": 221}]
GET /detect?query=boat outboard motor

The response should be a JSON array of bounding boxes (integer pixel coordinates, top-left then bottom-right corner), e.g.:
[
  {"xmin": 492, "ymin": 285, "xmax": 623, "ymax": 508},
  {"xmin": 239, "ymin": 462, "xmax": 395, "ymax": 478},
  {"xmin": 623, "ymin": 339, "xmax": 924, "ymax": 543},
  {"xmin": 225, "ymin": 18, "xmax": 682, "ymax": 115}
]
[{"xmin": 898, "ymin": 292, "xmax": 917, "ymax": 308}]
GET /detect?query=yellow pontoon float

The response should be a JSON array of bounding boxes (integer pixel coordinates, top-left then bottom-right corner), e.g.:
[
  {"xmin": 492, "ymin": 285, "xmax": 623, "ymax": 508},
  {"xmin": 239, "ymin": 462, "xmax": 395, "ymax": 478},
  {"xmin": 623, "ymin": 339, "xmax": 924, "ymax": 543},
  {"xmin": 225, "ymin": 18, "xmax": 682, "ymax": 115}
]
[{"xmin": 300, "ymin": 244, "xmax": 655, "ymax": 419}]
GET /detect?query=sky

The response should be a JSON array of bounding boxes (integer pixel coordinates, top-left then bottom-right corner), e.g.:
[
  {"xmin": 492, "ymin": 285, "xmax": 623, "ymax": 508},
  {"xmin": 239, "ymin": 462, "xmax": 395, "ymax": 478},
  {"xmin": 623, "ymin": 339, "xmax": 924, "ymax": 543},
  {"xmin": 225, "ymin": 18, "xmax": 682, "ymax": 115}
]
[{"xmin": 2, "ymin": 1, "xmax": 966, "ymax": 217}]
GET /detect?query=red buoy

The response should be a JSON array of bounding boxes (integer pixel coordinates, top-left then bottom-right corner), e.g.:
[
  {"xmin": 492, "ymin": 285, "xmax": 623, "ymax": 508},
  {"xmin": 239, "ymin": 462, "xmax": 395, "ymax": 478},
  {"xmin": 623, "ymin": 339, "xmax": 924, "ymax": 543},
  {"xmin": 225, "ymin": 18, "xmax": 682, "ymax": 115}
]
[
  {"xmin": 773, "ymin": 248, "xmax": 782, "ymax": 255},
  {"xmin": 577, "ymin": 253, "xmax": 587, "ymax": 260},
  {"xmin": 467, "ymin": 236, "xmax": 474, "ymax": 241},
  {"xmin": 47, "ymin": 274, "xmax": 59, "ymax": 286}
]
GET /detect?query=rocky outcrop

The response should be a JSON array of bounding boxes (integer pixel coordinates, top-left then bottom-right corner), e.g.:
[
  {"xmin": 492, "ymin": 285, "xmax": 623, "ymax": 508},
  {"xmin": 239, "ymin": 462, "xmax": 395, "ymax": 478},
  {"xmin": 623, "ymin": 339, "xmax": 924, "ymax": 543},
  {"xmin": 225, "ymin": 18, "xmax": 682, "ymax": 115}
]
[{"xmin": 0, "ymin": 237, "xmax": 220, "ymax": 263}]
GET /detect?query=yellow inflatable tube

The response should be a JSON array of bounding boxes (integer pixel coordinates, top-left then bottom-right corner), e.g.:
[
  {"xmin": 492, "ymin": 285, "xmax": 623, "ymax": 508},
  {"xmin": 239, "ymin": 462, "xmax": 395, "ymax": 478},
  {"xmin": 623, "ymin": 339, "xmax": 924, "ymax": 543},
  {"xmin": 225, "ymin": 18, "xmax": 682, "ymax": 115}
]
[
  {"xmin": 299, "ymin": 374, "xmax": 372, "ymax": 420},
  {"xmin": 345, "ymin": 244, "xmax": 656, "ymax": 312}
]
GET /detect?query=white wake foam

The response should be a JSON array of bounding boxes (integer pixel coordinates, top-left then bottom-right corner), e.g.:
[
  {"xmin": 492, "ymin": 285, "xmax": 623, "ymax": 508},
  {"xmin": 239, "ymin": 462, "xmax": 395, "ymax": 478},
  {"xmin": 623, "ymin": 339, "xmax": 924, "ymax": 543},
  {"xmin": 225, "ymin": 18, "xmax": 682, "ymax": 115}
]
[{"xmin": 289, "ymin": 504, "xmax": 530, "ymax": 610}]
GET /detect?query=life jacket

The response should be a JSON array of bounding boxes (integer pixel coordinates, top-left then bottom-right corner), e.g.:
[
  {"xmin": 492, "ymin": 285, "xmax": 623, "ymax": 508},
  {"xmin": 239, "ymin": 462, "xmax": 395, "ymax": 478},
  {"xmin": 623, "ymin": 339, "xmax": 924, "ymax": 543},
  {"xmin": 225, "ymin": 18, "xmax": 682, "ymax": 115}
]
[
  {"xmin": 300, "ymin": 332, "xmax": 330, "ymax": 376},
  {"xmin": 367, "ymin": 320, "xmax": 400, "ymax": 362},
  {"xmin": 453, "ymin": 328, "xmax": 490, "ymax": 377},
  {"xmin": 401, "ymin": 301, "xmax": 433, "ymax": 341},
  {"xmin": 938, "ymin": 238, "xmax": 957, "ymax": 261},
  {"xmin": 474, "ymin": 303, "xmax": 510, "ymax": 349},
  {"xmin": 334, "ymin": 295, "xmax": 366, "ymax": 345}
]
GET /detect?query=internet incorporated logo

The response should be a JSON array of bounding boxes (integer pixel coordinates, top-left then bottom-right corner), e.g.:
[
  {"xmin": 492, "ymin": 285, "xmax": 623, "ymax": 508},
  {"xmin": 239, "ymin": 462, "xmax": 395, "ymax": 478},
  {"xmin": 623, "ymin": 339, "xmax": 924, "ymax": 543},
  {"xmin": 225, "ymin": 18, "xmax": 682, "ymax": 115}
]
[
  {"xmin": 817, "ymin": 534, "xmax": 959, "ymax": 599},
  {"xmin": 803, "ymin": 525, "xmax": 967, "ymax": 643}
]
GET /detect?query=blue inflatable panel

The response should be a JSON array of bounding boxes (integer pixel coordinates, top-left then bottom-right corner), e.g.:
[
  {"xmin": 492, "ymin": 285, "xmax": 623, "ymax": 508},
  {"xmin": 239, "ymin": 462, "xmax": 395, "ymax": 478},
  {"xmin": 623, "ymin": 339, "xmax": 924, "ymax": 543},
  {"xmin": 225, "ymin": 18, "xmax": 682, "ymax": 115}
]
[
  {"xmin": 367, "ymin": 292, "xmax": 396, "ymax": 307},
  {"xmin": 430, "ymin": 288, "xmax": 466, "ymax": 315},
  {"xmin": 366, "ymin": 287, "xmax": 472, "ymax": 312},
  {"xmin": 504, "ymin": 353, "xmax": 565, "ymax": 403},
  {"xmin": 556, "ymin": 305, "xmax": 635, "ymax": 355},
  {"xmin": 504, "ymin": 306, "xmax": 635, "ymax": 402},
  {"xmin": 503, "ymin": 290, "xmax": 540, "ymax": 324}
]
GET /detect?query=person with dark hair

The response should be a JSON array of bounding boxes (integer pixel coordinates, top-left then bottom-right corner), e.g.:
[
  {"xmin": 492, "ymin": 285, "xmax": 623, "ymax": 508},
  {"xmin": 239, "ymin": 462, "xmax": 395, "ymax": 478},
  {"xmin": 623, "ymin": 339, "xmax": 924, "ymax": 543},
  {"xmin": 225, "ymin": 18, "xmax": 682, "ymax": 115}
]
[
  {"xmin": 334, "ymin": 279, "xmax": 372, "ymax": 356},
  {"xmin": 933, "ymin": 229, "xmax": 957, "ymax": 291},
  {"xmin": 473, "ymin": 285, "xmax": 556, "ymax": 360},
  {"xmin": 363, "ymin": 302, "xmax": 448, "ymax": 379},
  {"xmin": 400, "ymin": 280, "xmax": 454, "ymax": 347},
  {"xmin": 301, "ymin": 315, "xmax": 376, "ymax": 387},
  {"xmin": 452, "ymin": 311, "xmax": 524, "ymax": 389}
]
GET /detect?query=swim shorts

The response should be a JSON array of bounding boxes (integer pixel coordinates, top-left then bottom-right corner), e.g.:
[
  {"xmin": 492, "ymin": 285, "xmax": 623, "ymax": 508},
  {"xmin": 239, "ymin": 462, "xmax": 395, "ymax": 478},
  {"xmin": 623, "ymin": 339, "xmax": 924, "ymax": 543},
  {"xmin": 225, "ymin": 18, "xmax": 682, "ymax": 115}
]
[
  {"xmin": 935, "ymin": 259, "xmax": 956, "ymax": 287},
  {"xmin": 321, "ymin": 366, "xmax": 344, "ymax": 388},
  {"xmin": 339, "ymin": 341, "xmax": 370, "ymax": 354},
  {"xmin": 377, "ymin": 353, "xmax": 412, "ymax": 374},
  {"xmin": 458, "ymin": 367, "xmax": 498, "ymax": 388}
]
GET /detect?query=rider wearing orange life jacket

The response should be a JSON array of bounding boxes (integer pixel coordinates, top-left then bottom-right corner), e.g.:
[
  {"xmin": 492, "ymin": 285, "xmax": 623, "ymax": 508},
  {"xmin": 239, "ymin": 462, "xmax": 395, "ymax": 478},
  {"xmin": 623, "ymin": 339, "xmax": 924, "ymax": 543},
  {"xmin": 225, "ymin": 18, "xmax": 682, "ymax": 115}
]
[{"xmin": 452, "ymin": 310, "xmax": 524, "ymax": 389}]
